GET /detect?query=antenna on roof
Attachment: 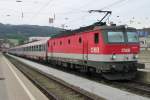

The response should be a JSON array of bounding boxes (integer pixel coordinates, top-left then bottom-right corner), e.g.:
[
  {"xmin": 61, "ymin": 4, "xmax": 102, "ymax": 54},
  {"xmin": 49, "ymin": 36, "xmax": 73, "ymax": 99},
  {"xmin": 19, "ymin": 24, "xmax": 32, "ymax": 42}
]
[{"xmin": 88, "ymin": 10, "xmax": 112, "ymax": 23}]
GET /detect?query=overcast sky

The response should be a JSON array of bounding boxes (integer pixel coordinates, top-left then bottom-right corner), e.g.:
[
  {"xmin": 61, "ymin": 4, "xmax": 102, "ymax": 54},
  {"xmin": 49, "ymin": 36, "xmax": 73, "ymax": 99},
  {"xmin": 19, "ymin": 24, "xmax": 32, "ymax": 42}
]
[{"xmin": 0, "ymin": 0, "xmax": 149, "ymax": 29}]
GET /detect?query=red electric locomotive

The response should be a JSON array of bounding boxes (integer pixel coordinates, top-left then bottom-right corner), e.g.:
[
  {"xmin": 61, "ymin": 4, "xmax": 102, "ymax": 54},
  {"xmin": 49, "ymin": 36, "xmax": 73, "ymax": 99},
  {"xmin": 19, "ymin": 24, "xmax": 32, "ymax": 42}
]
[{"xmin": 47, "ymin": 23, "xmax": 144, "ymax": 80}]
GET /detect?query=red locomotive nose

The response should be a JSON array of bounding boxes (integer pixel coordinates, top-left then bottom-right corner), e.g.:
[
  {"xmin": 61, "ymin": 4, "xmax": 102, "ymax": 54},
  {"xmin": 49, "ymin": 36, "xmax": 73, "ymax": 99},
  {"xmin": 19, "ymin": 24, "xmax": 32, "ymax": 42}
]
[{"xmin": 102, "ymin": 44, "xmax": 139, "ymax": 54}]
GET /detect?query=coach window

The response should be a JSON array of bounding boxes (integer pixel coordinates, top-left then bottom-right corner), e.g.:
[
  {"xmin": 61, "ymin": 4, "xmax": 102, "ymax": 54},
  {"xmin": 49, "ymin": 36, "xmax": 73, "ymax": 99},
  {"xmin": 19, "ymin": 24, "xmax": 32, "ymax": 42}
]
[
  {"xmin": 39, "ymin": 45, "xmax": 40, "ymax": 51},
  {"xmin": 94, "ymin": 33, "xmax": 99, "ymax": 44},
  {"xmin": 34, "ymin": 46, "xmax": 36, "ymax": 51},
  {"xmin": 32, "ymin": 46, "xmax": 34, "ymax": 51},
  {"xmin": 39, "ymin": 45, "xmax": 41, "ymax": 51},
  {"xmin": 43, "ymin": 44, "xmax": 45, "ymax": 51},
  {"xmin": 36, "ymin": 46, "xmax": 38, "ymax": 51},
  {"xmin": 41, "ymin": 45, "xmax": 42, "ymax": 51},
  {"xmin": 44, "ymin": 45, "xmax": 45, "ymax": 51},
  {"xmin": 35, "ymin": 46, "xmax": 37, "ymax": 51},
  {"xmin": 39, "ymin": 45, "xmax": 42, "ymax": 51},
  {"xmin": 40, "ymin": 45, "xmax": 42, "ymax": 51},
  {"xmin": 41, "ymin": 45, "xmax": 43, "ymax": 51},
  {"xmin": 79, "ymin": 37, "xmax": 82, "ymax": 44},
  {"xmin": 29, "ymin": 47, "xmax": 31, "ymax": 51}
]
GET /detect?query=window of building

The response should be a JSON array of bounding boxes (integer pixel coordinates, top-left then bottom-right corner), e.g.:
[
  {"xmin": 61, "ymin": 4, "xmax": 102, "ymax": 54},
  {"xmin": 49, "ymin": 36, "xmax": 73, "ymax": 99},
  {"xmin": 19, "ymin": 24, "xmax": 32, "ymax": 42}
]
[{"xmin": 94, "ymin": 33, "xmax": 99, "ymax": 44}]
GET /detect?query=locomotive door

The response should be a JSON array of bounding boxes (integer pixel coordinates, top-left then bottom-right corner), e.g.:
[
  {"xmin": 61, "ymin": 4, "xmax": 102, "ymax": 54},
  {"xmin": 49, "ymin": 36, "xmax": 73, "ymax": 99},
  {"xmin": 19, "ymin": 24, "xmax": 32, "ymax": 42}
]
[
  {"xmin": 83, "ymin": 40, "xmax": 88, "ymax": 62},
  {"xmin": 50, "ymin": 45, "xmax": 53, "ymax": 58}
]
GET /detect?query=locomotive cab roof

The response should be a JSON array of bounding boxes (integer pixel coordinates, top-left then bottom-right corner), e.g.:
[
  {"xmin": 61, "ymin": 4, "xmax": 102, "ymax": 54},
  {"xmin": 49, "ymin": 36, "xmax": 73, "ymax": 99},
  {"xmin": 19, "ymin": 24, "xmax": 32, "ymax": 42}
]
[{"xmin": 51, "ymin": 22, "xmax": 136, "ymax": 38}]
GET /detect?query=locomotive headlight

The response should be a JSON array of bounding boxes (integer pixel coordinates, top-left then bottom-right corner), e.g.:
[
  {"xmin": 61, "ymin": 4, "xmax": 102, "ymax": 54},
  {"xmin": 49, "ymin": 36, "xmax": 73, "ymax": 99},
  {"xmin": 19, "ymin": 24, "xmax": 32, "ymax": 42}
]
[
  {"xmin": 112, "ymin": 55, "xmax": 117, "ymax": 60},
  {"xmin": 133, "ymin": 54, "xmax": 138, "ymax": 59}
]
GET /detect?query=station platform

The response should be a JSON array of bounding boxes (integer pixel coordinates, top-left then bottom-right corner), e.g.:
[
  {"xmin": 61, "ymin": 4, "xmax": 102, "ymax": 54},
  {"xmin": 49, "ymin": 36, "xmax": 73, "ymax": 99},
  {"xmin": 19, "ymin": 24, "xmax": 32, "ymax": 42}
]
[
  {"xmin": 0, "ymin": 53, "xmax": 48, "ymax": 100},
  {"xmin": 8, "ymin": 54, "xmax": 150, "ymax": 100},
  {"xmin": 137, "ymin": 68, "xmax": 150, "ymax": 83},
  {"xmin": 138, "ymin": 57, "xmax": 150, "ymax": 83}
]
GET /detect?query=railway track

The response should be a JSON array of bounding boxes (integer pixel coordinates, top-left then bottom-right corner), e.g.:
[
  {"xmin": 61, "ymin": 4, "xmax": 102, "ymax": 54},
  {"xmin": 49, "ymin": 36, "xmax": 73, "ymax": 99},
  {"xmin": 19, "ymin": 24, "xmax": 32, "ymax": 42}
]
[
  {"xmin": 5, "ymin": 55, "xmax": 103, "ymax": 100},
  {"xmin": 46, "ymin": 62, "xmax": 150, "ymax": 98},
  {"xmin": 104, "ymin": 80, "xmax": 150, "ymax": 98}
]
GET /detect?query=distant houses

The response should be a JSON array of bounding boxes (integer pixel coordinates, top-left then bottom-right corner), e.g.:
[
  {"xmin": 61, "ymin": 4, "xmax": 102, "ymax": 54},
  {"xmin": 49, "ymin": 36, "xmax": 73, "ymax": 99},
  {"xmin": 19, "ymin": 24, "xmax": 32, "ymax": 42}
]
[{"xmin": 138, "ymin": 30, "xmax": 150, "ymax": 50}]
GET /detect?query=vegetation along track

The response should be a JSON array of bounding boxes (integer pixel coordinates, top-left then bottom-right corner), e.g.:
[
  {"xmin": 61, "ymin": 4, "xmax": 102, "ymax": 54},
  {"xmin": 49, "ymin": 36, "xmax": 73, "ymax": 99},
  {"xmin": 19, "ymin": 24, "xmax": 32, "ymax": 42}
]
[{"xmin": 5, "ymin": 55, "xmax": 104, "ymax": 100}]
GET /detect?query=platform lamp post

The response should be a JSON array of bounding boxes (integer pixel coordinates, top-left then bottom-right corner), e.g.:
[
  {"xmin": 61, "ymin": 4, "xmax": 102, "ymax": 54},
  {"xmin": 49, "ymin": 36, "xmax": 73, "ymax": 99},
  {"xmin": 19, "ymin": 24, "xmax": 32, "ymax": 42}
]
[{"xmin": 16, "ymin": 0, "xmax": 24, "ymax": 20}]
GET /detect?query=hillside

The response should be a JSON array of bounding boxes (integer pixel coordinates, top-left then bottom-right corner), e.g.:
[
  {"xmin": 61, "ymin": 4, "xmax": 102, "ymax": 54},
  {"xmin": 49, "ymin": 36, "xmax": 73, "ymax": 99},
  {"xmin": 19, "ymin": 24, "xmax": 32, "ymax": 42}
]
[{"xmin": 0, "ymin": 23, "xmax": 62, "ymax": 42}]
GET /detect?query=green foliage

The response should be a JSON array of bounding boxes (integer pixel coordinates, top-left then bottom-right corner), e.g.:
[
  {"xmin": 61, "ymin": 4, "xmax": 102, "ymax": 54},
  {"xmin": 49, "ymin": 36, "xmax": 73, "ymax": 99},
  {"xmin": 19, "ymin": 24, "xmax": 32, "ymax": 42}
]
[{"xmin": 0, "ymin": 23, "xmax": 62, "ymax": 40}]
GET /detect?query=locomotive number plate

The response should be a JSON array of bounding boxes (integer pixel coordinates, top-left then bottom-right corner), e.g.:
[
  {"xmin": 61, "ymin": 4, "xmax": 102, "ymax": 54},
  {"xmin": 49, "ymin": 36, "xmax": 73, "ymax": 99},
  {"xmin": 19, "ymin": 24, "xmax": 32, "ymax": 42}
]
[
  {"xmin": 91, "ymin": 47, "xmax": 100, "ymax": 53},
  {"xmin": 121, "ymin": 48, "xmax": 130, "ymax": 53}
]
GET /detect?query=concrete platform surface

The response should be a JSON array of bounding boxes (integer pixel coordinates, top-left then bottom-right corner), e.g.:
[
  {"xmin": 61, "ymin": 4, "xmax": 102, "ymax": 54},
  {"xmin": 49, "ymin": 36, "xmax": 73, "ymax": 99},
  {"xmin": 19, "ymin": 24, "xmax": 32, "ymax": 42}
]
[
  {"xmin": 0, "ymin": 53, "xmax": 49, "ymax": 100},
  {"xmin": 137, "ymin": 69, "xmax": 150, "ymax": 83},
  {"xmin": 9, "ymin": 54, "xmax": 150, "ymax": 100},
  {"xmin": 139, "ymin": 50, "xmax": 150, "ymax": 70}
]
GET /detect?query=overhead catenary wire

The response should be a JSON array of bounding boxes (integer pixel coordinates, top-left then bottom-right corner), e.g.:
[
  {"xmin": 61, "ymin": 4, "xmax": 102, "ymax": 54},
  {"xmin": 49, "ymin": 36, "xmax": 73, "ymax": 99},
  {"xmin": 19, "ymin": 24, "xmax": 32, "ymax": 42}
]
[
  {"xmin": 29, "ymin": 0, "xmax": 54, "ymax": 23},
  {"xmin": 101, "ymin": 0, "xmax": 128, "ymax": 10},
  {"xmin": 61, "ymin": 0, "xmax": 129, "ymax": 29},
  {"xmin": 22, "ymin": 0, "xmax": 130, "ymax": 28}
]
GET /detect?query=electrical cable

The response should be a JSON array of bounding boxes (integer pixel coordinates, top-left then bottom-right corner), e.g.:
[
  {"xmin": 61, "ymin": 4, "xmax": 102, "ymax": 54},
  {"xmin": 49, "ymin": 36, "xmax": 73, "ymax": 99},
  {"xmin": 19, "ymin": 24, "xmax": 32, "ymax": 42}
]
[
  {"xmin": 62, "ymin": 0, "xmax": 129, "ymax": 28},
  {"xmin": 29, "ymin": 0, "xmax": 54, "ymax": 22}
]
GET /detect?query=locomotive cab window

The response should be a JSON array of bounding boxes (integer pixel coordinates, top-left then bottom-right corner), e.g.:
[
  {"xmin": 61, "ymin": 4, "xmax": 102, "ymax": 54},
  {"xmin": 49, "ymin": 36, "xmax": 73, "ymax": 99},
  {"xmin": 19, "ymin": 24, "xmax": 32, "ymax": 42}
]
[
  {"xmin": 94, "ymin": 33, "xmax": 99, "ymax": 44},
  {"xmin": 127, "ymin": 32, "xmax": 139, "ymax": 43},
  {"xmin": 107, "ymin": 32, "xmax": 124, "ymax": 43}
]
